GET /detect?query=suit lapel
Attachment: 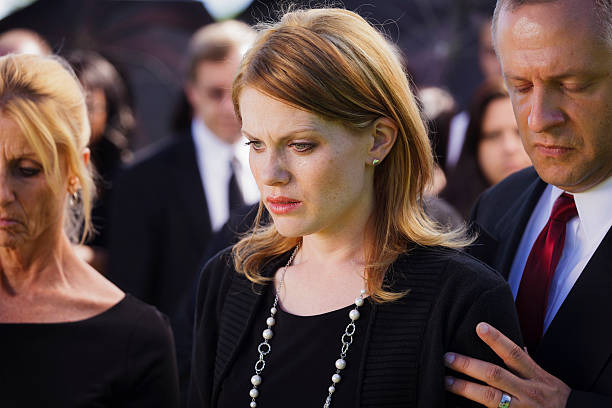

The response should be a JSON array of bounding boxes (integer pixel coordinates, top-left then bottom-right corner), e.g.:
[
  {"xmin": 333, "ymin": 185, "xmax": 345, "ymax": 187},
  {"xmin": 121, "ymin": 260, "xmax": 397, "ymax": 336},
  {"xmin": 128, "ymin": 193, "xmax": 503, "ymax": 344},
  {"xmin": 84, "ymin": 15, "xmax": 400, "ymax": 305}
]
[
  {"xmin": 535, "ymin": 228, "xmax": 612, "ymax": 389},
  {"xmin": 492, "ymin": 176, "xmax": 546, "ymax": 279},
  {"xmin": 168, "ymin": 133, "xmax": 212, "ymax": 242}
]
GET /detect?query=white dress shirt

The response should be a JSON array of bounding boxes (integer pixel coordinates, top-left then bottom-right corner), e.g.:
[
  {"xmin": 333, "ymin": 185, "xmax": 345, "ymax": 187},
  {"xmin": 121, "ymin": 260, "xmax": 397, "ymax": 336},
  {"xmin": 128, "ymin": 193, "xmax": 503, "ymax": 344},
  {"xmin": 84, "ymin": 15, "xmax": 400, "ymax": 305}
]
[
  {"xmin": 191, "ymin": 119, "xmax": 259, "ymax": 232},
  {"xmin": 508, "ymin": 174, "xmax": 612, "ymax": 332},
  {"xmin": 445, "ymin": 110, "xmax": 469, "ymax": 169}
]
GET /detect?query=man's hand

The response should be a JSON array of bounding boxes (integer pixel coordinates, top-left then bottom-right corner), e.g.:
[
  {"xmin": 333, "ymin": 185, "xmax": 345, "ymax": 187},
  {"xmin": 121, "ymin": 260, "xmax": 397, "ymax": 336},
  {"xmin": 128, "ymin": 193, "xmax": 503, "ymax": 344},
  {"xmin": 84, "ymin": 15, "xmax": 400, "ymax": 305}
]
[{"xmin": 444, "ymin": 322, "xmax": 571, "ymax": 407}]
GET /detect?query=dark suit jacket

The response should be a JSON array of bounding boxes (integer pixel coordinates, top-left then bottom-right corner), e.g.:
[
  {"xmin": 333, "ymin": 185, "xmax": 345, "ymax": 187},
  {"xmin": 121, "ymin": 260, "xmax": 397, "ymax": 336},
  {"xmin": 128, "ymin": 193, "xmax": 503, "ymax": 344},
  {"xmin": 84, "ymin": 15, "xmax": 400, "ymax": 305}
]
[
  {"xmin": 468, "ymin": 166, "xmax": 612, "ymax": 406},
  {"xmin": 107, "ymin": 132, "xmax": 212, "ymax": 322}
]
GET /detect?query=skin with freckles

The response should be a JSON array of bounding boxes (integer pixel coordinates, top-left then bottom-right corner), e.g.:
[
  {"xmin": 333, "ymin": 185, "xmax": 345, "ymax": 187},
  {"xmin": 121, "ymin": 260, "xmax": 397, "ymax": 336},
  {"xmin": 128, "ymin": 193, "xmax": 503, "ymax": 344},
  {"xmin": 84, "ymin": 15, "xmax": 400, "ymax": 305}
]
[
  {"xmin": 239, "ymin": 86, "xmax": 396, "ymax": 315},
  {"xmin": 477, "ymin": 97, "xmax": 531, "ymax": 185},
  {"xmin": 240, "ymin": 87, "xmax": 375, "ymax": 241},
  {"xmin": 497, "ymin": 0, "xmax": 612, "ymax": 193}
]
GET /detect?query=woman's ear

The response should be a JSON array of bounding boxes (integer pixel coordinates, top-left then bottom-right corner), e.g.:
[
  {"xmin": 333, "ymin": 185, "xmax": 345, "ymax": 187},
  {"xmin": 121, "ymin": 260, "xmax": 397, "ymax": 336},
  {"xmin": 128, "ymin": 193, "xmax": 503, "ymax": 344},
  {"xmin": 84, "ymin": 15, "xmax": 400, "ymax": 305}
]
[
  {"xmin": 368, "ymin": 117, "xmax": 397, "ymax": 165},
  {"xmin": 67, "ymin": 148, "xmax": 90, "ymax": 194}
]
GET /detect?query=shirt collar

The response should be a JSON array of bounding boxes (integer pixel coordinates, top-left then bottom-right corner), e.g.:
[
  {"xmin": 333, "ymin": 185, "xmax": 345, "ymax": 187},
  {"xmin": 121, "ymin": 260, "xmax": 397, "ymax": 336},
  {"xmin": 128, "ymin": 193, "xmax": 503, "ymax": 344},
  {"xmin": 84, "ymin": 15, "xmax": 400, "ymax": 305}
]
[
  {"xmin": 191, "ymin": 118, "xmax": 236, "ymax": 163},
  {"xmin": 551, "ymin": 174, "xmax": 612, "ymax": 239}
]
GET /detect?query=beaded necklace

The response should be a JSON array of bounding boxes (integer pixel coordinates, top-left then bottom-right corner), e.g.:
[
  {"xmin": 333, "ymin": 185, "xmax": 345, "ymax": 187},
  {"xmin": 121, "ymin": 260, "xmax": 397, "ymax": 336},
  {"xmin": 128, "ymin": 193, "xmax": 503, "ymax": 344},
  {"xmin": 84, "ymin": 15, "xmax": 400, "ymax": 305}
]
[{"xmin": 247, "ymin": 245, "xmax": 366, "ymax": 408}]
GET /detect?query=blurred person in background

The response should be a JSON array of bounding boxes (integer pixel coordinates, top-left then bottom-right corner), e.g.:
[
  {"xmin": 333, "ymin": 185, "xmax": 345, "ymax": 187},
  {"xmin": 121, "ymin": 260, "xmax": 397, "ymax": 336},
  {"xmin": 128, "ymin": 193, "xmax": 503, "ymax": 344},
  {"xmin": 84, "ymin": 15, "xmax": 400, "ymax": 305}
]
[
  {"xmin": 445, "ymin": 17, "xmax": 503, "ymax": 172},
  {"xmin": 0, "ymin": 28, "xmax": 51, "ymax": 56},
  {"xmin": 107, "ymin": 20, "xmax": 258, "ymax": 398},
  {"xmin": 417, "ymin": 86, "xmax": 464, "ymax": 229},
  {"xmin": 189, "ymin": 8, "xmax": 522, "ymax": 408},
  {"xmin": 68, "ymin": 50, "xmax": 135, "ymax": 273},
  {"xmin": 442, "ymin": 79, "xmax": 531, "ymax": 218},
  {"xmin": 0, "ymin": 53, "xmax": 178, "ymax": 407}
]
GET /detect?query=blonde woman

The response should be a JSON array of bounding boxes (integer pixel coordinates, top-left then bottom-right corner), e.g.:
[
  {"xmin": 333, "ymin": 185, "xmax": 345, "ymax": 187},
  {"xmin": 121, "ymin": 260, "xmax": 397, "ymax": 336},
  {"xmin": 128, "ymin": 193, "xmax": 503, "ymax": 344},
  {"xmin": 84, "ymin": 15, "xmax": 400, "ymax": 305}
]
[
  {"xmin": 0, "ymin": 54, "xmax": 179, "ymax": 407},
  {"xmin": 189, "ymin": 8, "xmax": 522, "ymax": 408}
]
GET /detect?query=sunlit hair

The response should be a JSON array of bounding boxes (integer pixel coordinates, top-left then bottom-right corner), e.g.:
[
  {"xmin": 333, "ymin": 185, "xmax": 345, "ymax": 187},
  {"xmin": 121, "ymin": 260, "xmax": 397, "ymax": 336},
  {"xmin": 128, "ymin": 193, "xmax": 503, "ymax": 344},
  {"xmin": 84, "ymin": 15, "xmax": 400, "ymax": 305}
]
[
  {"xmin": 492, "ymin": 0, "xmax": 612, "ymax": 49},
  {"xmin": 232, "ymin": 8, "xmax": 469, "ymax": 303},
  {"xmin": 0, "ymin": 53, "xmax": 95, "ymax": 243}
]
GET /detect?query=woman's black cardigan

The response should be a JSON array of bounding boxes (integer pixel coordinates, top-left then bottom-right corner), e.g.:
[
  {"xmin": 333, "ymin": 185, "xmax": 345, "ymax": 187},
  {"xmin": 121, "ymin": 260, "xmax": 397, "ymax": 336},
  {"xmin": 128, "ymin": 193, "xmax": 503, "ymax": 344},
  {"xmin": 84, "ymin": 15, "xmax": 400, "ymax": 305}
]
[{"xmin": 188, "ymin": 245, "xmax": 522, "ymax": 407}]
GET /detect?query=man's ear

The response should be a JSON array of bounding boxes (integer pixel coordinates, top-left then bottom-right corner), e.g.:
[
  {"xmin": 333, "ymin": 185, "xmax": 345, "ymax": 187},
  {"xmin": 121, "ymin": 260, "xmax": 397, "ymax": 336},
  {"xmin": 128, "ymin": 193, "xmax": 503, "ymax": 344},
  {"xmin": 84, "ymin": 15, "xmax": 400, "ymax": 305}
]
[
  {"xmin": 184, "ymin": 82, "xmax": 197, "ymax": 108},
  {"xmin": 368, "ymin": 116, "xmax": 398, "ymax": 165}
]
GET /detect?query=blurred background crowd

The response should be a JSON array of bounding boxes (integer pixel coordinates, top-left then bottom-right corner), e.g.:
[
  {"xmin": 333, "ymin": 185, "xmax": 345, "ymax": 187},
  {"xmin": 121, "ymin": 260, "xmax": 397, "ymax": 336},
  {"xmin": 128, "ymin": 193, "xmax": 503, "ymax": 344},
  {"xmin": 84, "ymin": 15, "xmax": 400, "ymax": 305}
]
[{"xmin": 0, "ymin": 0, "xmax": 534, "ymax": 401}]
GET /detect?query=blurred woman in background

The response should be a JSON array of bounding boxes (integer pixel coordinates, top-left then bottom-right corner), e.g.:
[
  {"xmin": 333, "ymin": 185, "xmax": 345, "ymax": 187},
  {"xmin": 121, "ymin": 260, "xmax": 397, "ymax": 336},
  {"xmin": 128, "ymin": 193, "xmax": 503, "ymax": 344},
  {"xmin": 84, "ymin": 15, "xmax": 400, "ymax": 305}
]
[
  {"xmin": 0, "ymin": 53, "xmax": 178, "ymax": 407},
  {"xmin": 68, "ymin": 50, "xmax": 134, "ymax": 272},
  {"xmin": 442, "ymin": 79, "xmax": 531, "ymax": 217}
]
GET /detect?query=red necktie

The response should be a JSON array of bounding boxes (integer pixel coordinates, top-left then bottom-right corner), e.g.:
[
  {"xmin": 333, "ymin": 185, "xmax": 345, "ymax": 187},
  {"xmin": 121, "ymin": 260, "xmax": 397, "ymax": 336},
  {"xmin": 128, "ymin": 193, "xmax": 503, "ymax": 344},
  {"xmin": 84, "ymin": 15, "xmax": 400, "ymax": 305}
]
[{"xmin": 515, "ymin": 193, "xmax": 577, "ymax": 352}]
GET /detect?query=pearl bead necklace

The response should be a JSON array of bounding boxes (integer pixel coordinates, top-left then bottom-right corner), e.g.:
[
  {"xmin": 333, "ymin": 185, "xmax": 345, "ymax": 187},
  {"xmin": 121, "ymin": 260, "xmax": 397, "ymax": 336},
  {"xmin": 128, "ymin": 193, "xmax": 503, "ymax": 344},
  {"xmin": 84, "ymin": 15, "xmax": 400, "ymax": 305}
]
[{"xmin": 248, "ymin": 245, "xmax": 366, "ymax": 408}]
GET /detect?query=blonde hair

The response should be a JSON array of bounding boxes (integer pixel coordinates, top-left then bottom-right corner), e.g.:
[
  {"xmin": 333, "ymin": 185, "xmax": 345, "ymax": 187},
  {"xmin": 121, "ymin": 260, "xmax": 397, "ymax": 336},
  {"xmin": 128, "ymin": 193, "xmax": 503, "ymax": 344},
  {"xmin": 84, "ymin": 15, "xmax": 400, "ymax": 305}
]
[
  {"xmin": 232, "ymin": 8, "xmax": 468, "ymax": 302},
  {"xmin": 0, "ymin": 53, "xmax": 95, "ymax": 243}
]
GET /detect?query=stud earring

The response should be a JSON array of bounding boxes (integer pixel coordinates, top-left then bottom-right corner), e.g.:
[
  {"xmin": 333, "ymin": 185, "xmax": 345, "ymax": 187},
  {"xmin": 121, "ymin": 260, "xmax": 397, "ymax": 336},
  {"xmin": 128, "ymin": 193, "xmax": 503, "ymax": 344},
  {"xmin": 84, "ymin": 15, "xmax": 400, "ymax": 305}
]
[{"xmin": 372, "ymin": 159, "xmax": 380, "ymax": 166}]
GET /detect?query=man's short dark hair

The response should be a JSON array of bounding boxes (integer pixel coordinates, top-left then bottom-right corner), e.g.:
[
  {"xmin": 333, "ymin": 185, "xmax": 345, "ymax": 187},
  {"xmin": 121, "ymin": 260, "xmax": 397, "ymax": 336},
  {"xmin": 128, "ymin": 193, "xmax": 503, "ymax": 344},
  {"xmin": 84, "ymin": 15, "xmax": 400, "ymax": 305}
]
[{"xmin": 186, "ymin": 20, "xmax": 255, "ymax": 82}]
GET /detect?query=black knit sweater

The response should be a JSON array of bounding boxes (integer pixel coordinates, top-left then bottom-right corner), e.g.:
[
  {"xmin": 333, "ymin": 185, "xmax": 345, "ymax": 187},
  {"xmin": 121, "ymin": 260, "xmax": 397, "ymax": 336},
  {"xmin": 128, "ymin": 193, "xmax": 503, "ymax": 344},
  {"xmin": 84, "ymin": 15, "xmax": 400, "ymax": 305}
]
[{"xmin": 189, "ymin": 245, "xmax": 523, "ymax": 408}]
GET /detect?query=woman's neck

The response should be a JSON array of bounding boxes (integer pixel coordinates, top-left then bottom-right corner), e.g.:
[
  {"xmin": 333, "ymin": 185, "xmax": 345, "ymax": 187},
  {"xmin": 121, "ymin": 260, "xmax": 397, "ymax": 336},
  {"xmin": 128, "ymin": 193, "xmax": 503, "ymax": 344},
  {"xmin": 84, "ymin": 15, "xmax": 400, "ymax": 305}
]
[{"xmin": 0, "ymin": 233, "xmax": 75, "ymax": 296}]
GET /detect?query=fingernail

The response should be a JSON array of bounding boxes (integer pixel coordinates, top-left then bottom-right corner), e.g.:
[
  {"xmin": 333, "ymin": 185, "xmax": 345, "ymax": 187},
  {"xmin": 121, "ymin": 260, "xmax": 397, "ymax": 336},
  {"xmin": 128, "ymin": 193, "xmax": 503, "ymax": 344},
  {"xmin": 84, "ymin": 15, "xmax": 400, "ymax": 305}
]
[
  {"xmin": 445, "ymin": 376, "xmax": 455, "ymax": 387},
  {"xmin": 444, "ymin": 353, "xmax": 455, "ymax": 364},
  {"xmin": 478, "ymin": 323, "xmax": 489, "ymax": 334}
]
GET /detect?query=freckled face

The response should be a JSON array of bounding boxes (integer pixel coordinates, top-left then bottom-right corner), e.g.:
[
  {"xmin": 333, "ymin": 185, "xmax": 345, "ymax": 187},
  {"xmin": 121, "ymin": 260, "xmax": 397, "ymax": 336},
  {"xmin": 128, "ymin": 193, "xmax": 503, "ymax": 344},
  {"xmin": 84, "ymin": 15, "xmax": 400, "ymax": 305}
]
[
  {"xmin": 239, "ymin": 87, "xmax": 374, "ymax": 238},
  {"xmin": 0, "ymin": 114, "xmax": 66, "ymax": 249},
  {"xmin": 496, "ymin": 0, "xmax": 612, "ymax": 192}
]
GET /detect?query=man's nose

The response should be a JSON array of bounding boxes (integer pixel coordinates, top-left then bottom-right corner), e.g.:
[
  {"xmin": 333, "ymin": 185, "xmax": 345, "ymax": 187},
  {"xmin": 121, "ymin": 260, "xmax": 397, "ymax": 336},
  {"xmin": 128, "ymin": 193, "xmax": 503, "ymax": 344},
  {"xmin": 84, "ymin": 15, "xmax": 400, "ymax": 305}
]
[{"xmin": 527, "ymin": 86, "xmax": 565, "ymax": 133}]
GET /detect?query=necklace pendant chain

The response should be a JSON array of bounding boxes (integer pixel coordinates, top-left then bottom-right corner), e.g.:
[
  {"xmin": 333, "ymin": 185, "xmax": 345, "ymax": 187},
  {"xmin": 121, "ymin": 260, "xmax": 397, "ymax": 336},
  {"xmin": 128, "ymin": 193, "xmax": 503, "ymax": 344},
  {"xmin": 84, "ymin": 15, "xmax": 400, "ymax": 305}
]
[{"xmin": 247, "ymin": 244, "xmax": 366, "ymax": 408}]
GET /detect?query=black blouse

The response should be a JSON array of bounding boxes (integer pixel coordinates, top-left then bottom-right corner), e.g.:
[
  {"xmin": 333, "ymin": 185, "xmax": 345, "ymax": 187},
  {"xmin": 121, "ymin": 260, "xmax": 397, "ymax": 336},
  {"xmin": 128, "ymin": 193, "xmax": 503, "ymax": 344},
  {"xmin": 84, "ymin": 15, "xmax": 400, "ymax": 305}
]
[
  {"xmin": 0, "ymin": 294, "xmax": 179, "ymax": 407},
  {"xmin": 218, "ymin": 287, "xmax": 371, "ymax": 407}
]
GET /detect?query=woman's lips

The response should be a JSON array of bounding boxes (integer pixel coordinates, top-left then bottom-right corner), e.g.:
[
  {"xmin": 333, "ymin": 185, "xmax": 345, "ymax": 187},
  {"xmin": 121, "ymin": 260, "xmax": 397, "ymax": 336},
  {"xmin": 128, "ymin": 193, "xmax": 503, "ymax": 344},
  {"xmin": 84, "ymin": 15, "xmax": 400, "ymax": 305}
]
[
  {"xmin": 266, "ymin": 196, "xmax": 302, "ymax": 215},
  {"xmin": 0, "ymin": 218, "xmax": 20, "ymax": 228}
]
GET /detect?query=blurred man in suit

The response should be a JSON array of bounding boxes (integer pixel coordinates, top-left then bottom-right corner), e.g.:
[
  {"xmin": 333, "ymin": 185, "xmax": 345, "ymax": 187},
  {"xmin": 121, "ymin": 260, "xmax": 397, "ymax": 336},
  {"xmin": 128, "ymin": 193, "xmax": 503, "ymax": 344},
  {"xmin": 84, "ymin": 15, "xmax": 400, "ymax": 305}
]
[
  {"xmin": 443, "ymin": 0, "xmax": 612, "ymax": 406},
  {"xmin": 107, "ymin": 19, "xmax": 257, "ymax": 333}
]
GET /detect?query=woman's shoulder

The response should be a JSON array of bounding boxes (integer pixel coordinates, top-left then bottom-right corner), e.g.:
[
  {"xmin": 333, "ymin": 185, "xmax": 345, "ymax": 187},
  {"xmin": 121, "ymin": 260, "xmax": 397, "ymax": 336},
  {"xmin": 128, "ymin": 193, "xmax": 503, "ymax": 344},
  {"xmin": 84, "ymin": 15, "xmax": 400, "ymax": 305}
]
[
  {"xmin": 96, "ymin": 294, "xmax": 173, "ymax": 340},
  {"xmin": 395, "ymin": 245, "xmax": 506, "ymax": 291}
]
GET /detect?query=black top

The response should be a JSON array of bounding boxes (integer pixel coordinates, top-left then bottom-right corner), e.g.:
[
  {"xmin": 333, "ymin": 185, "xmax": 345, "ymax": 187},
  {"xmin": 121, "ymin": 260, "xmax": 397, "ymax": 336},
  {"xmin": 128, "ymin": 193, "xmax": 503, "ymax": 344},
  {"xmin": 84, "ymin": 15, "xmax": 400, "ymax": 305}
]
[
  {"xmin": 217, "ymin": 287, "xmax": 371, "ymax": 407},
  {"xmin": 189, "ymin": 245, "xmax": 523, "ymax": 408},
  {"xmin": 0, "ymin": 294, "xmax": 180, "ymax": 408}
]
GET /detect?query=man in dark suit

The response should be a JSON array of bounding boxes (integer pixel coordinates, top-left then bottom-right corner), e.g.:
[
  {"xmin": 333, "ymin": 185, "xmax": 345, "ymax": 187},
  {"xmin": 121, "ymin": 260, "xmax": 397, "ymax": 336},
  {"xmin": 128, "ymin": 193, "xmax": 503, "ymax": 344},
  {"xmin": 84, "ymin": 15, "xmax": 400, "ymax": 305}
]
[
  {"xmin": 107, "ymin": 20, "xmax": 257, "ymax": 331},
  {"xmin": 443, "ymin": 0, "xmax": 612, "ymax": 406}
]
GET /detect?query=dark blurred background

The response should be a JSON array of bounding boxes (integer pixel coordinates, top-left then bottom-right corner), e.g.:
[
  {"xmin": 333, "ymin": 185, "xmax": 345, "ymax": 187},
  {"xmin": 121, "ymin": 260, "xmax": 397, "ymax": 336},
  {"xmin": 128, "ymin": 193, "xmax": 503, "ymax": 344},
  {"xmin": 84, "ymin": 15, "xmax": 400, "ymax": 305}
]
[{"xmin": 0, "ymin": 0, "xmax": 496, "ymax": 151}]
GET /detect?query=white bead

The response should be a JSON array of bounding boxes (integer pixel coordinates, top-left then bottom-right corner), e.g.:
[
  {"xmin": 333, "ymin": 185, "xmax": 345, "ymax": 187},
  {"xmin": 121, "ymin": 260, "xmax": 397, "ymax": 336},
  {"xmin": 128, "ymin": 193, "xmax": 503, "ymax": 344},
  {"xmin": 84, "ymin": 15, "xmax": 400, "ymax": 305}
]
[
  {"xmin": 250, "ymin": 402, "xmax": 257, "ymax": 408},
  {"xmin": 266, "ymin": 317, "xmax": 275, "ymax": 326},
  {"xmin": 332, "ymin": 374, "xmax": 341, "ymax": 383},
  {"xmin": 250, "ymin": 388, "xmax": 259, "ymax": 398},
  {"xmin": 354, "ymin": 297, "xmax": 364, "ymax": 307},
  {"xmin": 360, "ymin": 289, "xmax": 366, "ymax": 295},
  {"xmin": 328, "ymin": 385, "xmax": 336, "ymax": 394},
  {"xmin": 251, "ymin": 375, "xmax": 262, "ymax": 386},
  {"xmin": 349, "ymin": 309, "xmax": 360, "ymax": 321},
  {"xmin": 270, "ymin": 307, "xmax": 277, "ymax": 315},
  {"xmin": 335, "ymin": 359, "xmax": 346, "ymax": 370},
  {"xmin": 262, "ymin": 329, "xmax": 273, "ymax": 340}
]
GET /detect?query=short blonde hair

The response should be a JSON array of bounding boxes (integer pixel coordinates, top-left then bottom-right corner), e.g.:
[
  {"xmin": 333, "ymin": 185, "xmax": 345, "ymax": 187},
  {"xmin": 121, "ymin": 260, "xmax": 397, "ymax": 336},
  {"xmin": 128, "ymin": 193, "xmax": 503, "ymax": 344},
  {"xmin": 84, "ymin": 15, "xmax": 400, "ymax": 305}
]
[
  {"xmin": 0, "ymin": 53, "xmax": 95, "ymax": 243},
  {"xmin": 232, "ymin": 8, "xmax": 468, "ymax": 302}
]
